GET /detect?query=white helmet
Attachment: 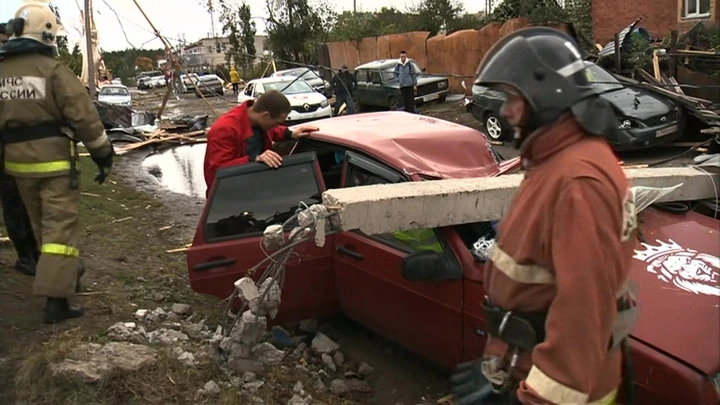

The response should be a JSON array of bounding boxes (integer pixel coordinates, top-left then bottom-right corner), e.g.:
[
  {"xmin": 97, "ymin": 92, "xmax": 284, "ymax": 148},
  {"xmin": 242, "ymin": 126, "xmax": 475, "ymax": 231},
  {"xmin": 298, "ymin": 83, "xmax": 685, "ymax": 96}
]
[{"xmin": 11, "ymin": 1, "xmax": 65, "ymax": 47}]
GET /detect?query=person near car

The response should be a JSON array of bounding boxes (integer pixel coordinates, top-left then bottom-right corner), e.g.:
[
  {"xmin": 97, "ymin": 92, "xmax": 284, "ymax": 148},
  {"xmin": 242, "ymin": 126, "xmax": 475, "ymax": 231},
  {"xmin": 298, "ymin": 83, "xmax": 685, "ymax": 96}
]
[
  {"xmin": 203, "ymin": 90, "xmax": 319, "ymax": 195},
  {"xmin": 330, "ymin": 64, "xmax": 357, "ymax": 116},
  {"xmin": 0, "ymin": 3, "xmax": 115, "ymax": 324},
  {"xmin": 0, "ymin": 19, "xmax": 41, "ymax": 277},
  {"xmin": 450, "ymin": 28, "xmax": 640, "ymax": 405},
  {"xmin": 393, "ymin": 50, "xmax": 418, "ymax": 114},
  {"xmin": 230, "ymin": 66, "xmax": 241, "ymax": 96}
]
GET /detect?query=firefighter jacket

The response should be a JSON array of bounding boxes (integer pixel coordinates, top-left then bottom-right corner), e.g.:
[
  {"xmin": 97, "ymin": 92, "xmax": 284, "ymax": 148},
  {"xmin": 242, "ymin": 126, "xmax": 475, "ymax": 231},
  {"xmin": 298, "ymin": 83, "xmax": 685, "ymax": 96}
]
[
  {"xmin": 0, "ymin": 43, "xmax": 112, "ymax": 178},
  {"xmin": 203, "ymin": 100, "xmax": 291, "ymax": 194},
  {"xmin": 482, "ymin": 113, "xmax": 639, "ymax": 404},
  {"xmin": 391, "ymin": 229, "xmax": 443, "ymax": 253}
]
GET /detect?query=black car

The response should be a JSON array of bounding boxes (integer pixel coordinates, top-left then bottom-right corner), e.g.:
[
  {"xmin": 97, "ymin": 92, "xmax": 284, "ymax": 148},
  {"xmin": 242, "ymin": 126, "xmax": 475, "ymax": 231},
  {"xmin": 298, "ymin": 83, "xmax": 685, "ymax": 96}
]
[
  {"xmin": 271, "ymin": 68, "xmax": 333, "ymax": 98},
  {"xmin": 466, "ymin": 61, "xmax": 684, "ymax": 151}
]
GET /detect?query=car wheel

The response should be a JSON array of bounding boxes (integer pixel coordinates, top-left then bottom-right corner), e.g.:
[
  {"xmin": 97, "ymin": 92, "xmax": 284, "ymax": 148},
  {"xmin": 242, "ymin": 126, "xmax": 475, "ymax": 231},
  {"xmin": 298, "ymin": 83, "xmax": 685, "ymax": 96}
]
[
  {"xmin": 388, "ymin": 96, "xmax": 400, "ymax": 111},
  {"xmin": 438, "ymin": 94, "xmax": 447, "ymax": 103},
  {"xmin": 484, "ymin": 113, "xmax": 507, "ymax": 141}
]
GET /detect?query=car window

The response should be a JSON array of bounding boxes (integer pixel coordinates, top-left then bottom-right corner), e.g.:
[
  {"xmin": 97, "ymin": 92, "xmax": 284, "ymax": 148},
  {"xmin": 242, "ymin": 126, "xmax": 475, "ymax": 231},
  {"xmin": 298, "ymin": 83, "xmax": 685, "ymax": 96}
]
[
  {"xmin": 583, "ymin": 63, "xmax": 623, "ymax": 93},
  {"xmin": 356, "ymin": 70, "xmax": 368, "ymax": 83},
  {"xmin": 264, "ymin": 80, "xmax": 313, "ymax": 95},
  {"xmin": 100, "ymin": 87, "xmax": 128, "ymax": 96},
  {"xmin": 300, "ymin": 70, "xmax": 321, "ymax": 81},
  {"xmin": 344, "ymin": 157, "xmax": 442, "ymax": 254},
  {"xmin": 204, "ymin": 153, "xmax": 324, "ymax": 242},
  {"xmin": 254, "ymin": 83, "xmax": 265, "ymax": 96},
  {"xmin": 244, "ymin": 83, "xmax": 254, "ymax": 96},
  {"xmin": 368, "ymin": 71, "xmax": 381, "ymax": 84}
]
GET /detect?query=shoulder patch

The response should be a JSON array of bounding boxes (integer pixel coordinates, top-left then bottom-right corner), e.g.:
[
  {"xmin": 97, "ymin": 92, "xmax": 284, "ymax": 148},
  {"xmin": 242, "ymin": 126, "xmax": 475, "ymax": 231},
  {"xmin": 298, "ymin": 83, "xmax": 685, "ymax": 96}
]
[
  {"xmin": 0, "ymin": 76, "xmax": 47, "ymax": 100},
  {"xmin": 621, "ymin": 188, "xmax": 637, "ymax": 242}
]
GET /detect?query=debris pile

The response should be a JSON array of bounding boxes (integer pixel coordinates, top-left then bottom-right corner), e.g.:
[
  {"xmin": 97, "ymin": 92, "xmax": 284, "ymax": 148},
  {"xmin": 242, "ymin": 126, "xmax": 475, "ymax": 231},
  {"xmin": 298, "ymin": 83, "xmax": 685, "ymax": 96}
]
[{"xmin": 49, "ymin": 302, "xmax": 377, "ymax": 404}]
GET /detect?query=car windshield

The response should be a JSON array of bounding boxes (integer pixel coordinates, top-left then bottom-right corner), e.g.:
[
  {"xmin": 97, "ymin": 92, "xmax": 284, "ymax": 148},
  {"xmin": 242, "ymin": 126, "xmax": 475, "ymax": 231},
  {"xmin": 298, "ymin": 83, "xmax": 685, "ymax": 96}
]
[
  {"xmin": 381, "ymin": 62, "xmax": 422, "ymax": 82},
  {"xmin": 584, "ymin": 63, "xmax": 623, "ymax": 93},
  {"xmin": 277, "ymin": 69, "xmax": 320, "ymax": 81},
  {"xmin": 99, "ymin": 87, "xmax": 129, "ymax": 96},
  {"xmin": 263, "ymin": 80, "xmax": 314, "ymax": 95},
  {"xmin": 200, "ymin": 75, "xmax": 219, "ymax": 82}
]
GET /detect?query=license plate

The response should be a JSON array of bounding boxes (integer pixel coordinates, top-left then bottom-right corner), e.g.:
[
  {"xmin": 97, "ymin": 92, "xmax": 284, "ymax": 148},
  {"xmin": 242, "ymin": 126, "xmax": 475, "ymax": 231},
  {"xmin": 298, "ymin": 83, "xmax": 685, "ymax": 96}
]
[
  {"xmin": 656, "ymin": 124, "xmax": 678, "ymax": 138},
  {"xmin": 423, "ymin": 93, "xmax": 439, "ymax": 102}
]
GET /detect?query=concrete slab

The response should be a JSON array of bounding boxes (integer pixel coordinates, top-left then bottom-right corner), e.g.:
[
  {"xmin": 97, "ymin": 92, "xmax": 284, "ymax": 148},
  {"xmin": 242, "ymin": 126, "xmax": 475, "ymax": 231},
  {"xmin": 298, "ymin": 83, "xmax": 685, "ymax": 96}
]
[{"xmin": 318, "ymin": 167, "xmax": 718, "ymax": 236}]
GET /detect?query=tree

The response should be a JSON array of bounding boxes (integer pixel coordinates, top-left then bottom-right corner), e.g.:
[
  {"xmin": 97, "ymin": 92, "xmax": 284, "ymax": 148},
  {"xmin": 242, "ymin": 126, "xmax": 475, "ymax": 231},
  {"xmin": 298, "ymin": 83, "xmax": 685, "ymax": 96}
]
[
  {"xmin": 265, "ymin": 0, "xmax": 336, "ymax": 64},
  {"xmin": 410, "ymin": 0, "xmax": 465, "ymax": 36},
  {"xmin": 49, "ymin": 3, "xmax": 83, "ymax": 75},
  {"xmin": 237, "ymin": 3, "xmax": 257, "ymax": 73},
  {"xmin": 331, "ymin": 7, "xmax": 417, "ymax": 42},
  {"xmin": 135, "ymin": 56, "xmax": 154, "ymax": 71}
]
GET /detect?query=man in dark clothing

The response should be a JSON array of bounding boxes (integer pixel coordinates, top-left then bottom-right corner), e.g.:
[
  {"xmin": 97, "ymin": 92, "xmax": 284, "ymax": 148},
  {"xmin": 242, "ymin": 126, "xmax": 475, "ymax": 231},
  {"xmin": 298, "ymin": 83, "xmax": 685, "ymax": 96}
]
[
  {"xmin": 393, "ymin": 50, "xmax": 418, "ymax": 113},
  {"xmin": 330, "ymin": 65, "xmax": 357, "ymax": 115},
  {"xmin": 0, "ymin": 19, "xmax": 40, "ymax": 276},
  {"xmin": 203, "ymin": 90, "xmax": 319, "ymax": 195}
]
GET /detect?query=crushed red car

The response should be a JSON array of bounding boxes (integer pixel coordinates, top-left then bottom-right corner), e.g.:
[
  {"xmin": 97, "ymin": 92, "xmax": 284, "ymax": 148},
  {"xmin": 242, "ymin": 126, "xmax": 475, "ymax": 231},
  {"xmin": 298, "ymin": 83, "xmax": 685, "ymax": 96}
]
[{"xmin": 187, "ymin": 112, "xmax": 720, "ymax": 404}]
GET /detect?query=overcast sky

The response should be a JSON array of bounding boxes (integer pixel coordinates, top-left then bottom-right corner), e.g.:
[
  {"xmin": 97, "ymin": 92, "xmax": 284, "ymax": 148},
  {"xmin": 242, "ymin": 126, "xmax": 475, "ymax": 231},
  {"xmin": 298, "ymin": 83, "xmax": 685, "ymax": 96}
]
[{"xmin": 0, "ymin": 0, "xmax": 487, "ymax": 52}]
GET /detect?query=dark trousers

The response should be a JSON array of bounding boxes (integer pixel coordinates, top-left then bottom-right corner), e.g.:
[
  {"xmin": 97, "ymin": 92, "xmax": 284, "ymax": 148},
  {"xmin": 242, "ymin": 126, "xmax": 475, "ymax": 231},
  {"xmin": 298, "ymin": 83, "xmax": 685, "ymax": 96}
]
[
  {"xmin": 334, "ymin": 92, "xmax": 355, "ymax": 115},
  {"xmin": 0, "ymin": 171, "xmax": 39, "ymax": 259},
  {"xmin": 232, "ymin": 83, "xmax": 239, "ymax": 95},
  {"xmin": 400, "ymin": 86, "xmax": 415, "ymax": 113}
]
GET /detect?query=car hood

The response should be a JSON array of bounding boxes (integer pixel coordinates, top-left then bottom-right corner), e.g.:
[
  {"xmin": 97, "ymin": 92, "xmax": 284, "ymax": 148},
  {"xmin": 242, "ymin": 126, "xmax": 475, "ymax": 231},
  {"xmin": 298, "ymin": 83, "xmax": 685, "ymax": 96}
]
[
  {"xmin": 285, "ymin": 92, "xmax": 327, "ymax": 106},
  {"xmin": 599, "ymin": 87, "xmax": 675, "ymax": 120},
  {"xmin": 98, "ymin": 95, "xmax": 130, "ymax": 103},
  {"xmin": 385, "ymin": 75, "xmax": 447, "ymax": 88},
  {"xmin": 630, "ymin": 207, "xmax": 720, "ymax": 375}
]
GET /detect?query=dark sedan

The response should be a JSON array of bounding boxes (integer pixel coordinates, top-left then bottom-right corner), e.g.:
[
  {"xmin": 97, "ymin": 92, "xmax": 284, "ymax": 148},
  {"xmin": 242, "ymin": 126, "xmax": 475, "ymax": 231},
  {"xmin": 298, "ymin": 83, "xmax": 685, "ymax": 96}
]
[{"xmin": 466, "ymin": 62, "xmax": 684, "ymax": 151}]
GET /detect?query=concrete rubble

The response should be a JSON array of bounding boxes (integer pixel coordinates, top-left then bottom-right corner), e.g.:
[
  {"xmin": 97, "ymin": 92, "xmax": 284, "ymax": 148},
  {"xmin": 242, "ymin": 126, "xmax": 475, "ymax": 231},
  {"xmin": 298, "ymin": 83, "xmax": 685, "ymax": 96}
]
[
  {"xmin": 48, "ymin": 297, "xmax": 378, "ymax": 402},
  {"xmin": 309, "ymin": 167, "xmax": 718, "ymax": 237}
]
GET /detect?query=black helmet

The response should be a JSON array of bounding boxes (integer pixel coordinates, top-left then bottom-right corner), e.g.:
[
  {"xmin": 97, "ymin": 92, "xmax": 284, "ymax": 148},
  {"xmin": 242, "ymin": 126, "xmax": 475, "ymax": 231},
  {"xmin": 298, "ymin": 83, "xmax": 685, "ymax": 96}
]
[{"xmin": 476, "ymin": 27, "xmax": 595, "ymax": 133}]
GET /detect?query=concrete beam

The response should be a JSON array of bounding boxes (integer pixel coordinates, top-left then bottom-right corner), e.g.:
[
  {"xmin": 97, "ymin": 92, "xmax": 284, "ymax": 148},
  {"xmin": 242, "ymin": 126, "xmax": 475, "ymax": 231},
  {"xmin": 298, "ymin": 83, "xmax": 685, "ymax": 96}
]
[{"xmin": 320, "ymin": 167, "xmax": 718, "ymax": 235}]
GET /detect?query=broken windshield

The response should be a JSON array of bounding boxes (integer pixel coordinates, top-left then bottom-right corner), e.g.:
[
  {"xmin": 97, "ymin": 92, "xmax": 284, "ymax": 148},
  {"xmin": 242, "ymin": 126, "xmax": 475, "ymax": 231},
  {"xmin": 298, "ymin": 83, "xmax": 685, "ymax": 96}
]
[
  {"xmin": 583, "ymin": 63, "xmax": 624, "ymax": 93},
  {"xmin": 264, "ymin": 80, "xmax": 314, "ymax": 95}
]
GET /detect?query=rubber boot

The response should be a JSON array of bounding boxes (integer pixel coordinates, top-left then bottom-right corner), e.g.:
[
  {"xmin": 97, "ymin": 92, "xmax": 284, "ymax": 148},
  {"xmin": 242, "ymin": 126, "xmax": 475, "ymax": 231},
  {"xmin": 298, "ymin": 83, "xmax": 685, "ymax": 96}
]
[
  {"xmin": 44, "ymin": 297, "xmax": 84, "ymax": 324},
  {"xmin": 14, "ymin": 254, "xmax": 38, "ymax": 276}
]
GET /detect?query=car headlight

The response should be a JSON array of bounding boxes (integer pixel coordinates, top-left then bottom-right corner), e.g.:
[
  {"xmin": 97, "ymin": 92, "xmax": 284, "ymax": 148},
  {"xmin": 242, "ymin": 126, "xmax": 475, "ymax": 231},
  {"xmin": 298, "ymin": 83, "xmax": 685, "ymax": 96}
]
[
  {"xmin": 619, "ymin": 119, "xmax": 638, "ymax": 130},
  {"xmin": 320, "ymin": 100, "xmax": 328, "ymax": 108},
  {"xmin": 438, "ymin": 81, "xmax": 447, "ymax": 89}
]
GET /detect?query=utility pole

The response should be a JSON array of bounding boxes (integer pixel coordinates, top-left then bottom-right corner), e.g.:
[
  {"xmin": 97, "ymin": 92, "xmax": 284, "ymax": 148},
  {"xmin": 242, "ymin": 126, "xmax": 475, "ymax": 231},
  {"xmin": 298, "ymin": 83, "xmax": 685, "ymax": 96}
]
[
  {"xmin": 353, "ymin": 0, "xmax": 356, "ymax": 12},
  {"xmin": 84, "ymin": 0, "xmax": 95, "ymax": 98}
]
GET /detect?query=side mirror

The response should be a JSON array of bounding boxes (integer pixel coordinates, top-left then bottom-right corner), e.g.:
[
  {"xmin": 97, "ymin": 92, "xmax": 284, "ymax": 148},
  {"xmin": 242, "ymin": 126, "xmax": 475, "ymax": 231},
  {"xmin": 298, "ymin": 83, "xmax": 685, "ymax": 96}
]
[{"xmin": 401, "ymin": 251, "xmax": 460, "ymax": 282}]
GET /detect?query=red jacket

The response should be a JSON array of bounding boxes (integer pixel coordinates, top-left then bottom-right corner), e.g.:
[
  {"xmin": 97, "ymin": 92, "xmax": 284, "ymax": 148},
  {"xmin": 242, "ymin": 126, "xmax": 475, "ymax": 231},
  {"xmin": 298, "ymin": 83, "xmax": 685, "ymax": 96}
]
[{"xmin": 203, "ymin": 101, "xmax": 289, "ymax": 195}]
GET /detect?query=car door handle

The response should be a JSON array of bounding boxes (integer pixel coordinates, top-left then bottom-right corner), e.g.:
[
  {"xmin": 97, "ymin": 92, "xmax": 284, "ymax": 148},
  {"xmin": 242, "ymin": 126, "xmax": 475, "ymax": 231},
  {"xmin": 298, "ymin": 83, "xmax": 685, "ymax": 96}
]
[
  {"xmin": 192, "ymin": 257, "xmax": 236, "ymax": 272},
  {"xmin": 335, "ymin": 245, "xmax": 364, "ymax": 260}
]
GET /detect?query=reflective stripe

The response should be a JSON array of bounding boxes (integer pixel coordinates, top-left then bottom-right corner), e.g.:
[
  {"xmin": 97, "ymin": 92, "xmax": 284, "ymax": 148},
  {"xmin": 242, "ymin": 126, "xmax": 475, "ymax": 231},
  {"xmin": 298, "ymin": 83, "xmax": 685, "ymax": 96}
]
[
  {"xmin": 526, "ymin": 365, "xmax": 589, "ymax": 404},
  {"xmin": 590, "ymin": 390, "xmax": 617, "ymax": 405},
  {"xmin": 41, "ymin": 243, "xmax": 80, "ymax": 257},
  {"xmin": 4, "ymin": 160, "xmax": 70, "ymax": 173},
  {"xmin": 391, "ymin": 229, "xmax": 443, "ymax": 253},
  {"xmin": 84, "ymin": 131, "xmax": 110, "ymax": 150},
  {"xmin": 488, "ymin": 245, "xmax": 554, "ymax": 284}
]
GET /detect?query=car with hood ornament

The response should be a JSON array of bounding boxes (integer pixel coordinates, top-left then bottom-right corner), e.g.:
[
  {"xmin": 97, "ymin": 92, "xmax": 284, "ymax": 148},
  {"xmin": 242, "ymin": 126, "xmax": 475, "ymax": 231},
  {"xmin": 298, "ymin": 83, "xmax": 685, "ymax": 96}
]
[
  {"xmin": 187, "ymin": 111, "xmax": 720, "ymax": 404},
  {"xmin": 238, "ymin": 76, "xmax": 332, "ymax": 125},
  {"xmin": 465, "ymin": 61, "xmax": 684, "ymax": 150}
]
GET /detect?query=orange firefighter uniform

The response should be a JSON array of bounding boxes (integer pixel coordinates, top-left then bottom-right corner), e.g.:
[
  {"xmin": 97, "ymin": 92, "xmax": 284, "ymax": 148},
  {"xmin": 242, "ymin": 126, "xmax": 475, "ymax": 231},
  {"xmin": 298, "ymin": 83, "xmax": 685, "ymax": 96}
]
[
  {"xmin": 481, "ymin": 114, "xmax": 639, "ymax": 404},
  {"xmin": 0, "ymin": 3, "xmax": 114, "ymax": 323}
]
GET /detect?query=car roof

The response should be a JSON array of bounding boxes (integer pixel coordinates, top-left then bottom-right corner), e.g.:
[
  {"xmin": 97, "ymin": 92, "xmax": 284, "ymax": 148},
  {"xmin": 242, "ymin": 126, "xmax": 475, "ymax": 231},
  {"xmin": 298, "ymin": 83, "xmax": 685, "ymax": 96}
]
[
  {"xmin": 251, "ymin": 76, "xmax": 309, "ymax": 84},
  {"xmin": 100, "ymin": 85, "xmax": 128, "ymax": 90},
  {"xmin": 305, "ymin": 112, "xmax": 501, "ymax": 179},
  {"xmin": 356, "ymin": 59, "xmax": 407, "ymax": 70}
]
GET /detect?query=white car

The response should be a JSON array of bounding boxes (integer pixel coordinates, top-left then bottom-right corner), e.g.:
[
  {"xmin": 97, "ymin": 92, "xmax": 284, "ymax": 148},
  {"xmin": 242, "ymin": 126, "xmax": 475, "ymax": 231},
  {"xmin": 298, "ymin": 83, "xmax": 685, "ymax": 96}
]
[
  {"xmin": 97, "ymin": 85, "xmax": 132, "ymax": 107},
  {"xmin": 238, "ymin": 76, "xmax": 332, "ymax": 124}
]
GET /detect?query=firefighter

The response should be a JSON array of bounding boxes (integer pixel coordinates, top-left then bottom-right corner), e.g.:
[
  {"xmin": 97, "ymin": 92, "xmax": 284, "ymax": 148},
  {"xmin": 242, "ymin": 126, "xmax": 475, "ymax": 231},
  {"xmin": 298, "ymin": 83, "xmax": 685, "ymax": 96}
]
[
  {"xmin": 450, "ymin": 28, "xmax": 639, "ymax": 404},
  {"xmin": 0, "ymin": 3, "xmax": 114, "ymax": 323}
]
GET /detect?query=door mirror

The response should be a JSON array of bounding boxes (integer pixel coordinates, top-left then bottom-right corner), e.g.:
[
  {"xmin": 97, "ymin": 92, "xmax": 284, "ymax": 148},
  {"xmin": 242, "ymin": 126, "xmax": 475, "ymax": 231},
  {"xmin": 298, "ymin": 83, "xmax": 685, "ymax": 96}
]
[{"xmin": 402, "ymin": 251, "xmax": 458, "ymax": 282}]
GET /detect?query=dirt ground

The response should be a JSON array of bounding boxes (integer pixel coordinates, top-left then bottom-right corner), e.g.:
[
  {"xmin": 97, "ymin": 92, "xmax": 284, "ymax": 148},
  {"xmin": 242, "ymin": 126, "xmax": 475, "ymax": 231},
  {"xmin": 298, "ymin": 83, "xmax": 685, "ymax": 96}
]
[{"xmin": 0, "ymin": 86, "xmax": 706, "ymax": 404}]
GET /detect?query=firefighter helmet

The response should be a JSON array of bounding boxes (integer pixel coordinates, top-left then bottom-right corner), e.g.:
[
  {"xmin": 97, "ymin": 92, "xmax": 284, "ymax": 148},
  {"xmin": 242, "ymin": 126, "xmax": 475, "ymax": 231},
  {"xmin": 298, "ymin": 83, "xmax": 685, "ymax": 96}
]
[{"xmin": 11, "ymin": 1, "xmax": 64, "ymax": 47}]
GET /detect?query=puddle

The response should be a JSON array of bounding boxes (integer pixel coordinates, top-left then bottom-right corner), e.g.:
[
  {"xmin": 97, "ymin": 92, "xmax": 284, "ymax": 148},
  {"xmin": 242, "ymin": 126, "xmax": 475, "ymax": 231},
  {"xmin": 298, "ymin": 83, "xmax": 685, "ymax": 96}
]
[{"xmin": 141, "ymin": 144, "xmax": 207, "ymax": 198}]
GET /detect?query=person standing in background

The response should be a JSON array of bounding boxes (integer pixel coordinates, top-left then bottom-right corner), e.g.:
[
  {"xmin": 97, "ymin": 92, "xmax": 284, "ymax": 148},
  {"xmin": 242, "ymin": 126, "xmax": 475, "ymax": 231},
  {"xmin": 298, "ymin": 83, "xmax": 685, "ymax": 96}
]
[{"xmin": 393, "ymin": 50, "xmax": 418, "ymax": 114}]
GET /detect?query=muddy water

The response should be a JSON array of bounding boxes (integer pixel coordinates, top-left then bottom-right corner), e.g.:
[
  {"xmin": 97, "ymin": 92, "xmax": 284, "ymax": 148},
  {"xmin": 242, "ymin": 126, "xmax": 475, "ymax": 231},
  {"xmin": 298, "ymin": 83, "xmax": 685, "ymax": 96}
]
[{"xmin": 141, "ymin": 144, "xmax": 207, "ymax": 198}]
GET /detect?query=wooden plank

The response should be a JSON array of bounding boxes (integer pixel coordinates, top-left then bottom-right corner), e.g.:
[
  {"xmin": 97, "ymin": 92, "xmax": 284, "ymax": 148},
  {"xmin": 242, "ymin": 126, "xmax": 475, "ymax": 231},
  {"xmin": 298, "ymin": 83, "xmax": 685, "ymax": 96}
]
[
  {"xmin": 652, "ymin": 50, "xmax": 661, "ymax": 81},
  {"xmin": 669, "ymin": 30, "xmax": 678, "ymax": 78}
]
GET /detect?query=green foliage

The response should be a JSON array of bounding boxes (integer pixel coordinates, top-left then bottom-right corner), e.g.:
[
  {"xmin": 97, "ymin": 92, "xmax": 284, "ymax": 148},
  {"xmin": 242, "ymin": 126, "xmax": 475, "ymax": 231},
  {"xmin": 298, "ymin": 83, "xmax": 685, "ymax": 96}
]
[
  {"xmin": 265, "ymin": 0, "xmax": 336, "ymax": 63},
  {"xmin": 409, "ymin": 0, "xmax": 465, "ymax": 36},
  {"xmin": 218, "ymin": 0, "xmax": 257, "ymax": 77},
  {"xmin": 626, "ymin": 33, "xmax": 652, "ymax": 72}
]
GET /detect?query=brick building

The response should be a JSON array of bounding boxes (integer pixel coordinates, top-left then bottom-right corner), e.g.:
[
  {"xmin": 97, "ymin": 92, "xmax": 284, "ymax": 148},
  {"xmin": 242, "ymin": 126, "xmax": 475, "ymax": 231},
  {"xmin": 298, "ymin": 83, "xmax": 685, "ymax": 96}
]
[{"xmin": 593, "ymin": 0, "xmax": 719, "ymax": 44}]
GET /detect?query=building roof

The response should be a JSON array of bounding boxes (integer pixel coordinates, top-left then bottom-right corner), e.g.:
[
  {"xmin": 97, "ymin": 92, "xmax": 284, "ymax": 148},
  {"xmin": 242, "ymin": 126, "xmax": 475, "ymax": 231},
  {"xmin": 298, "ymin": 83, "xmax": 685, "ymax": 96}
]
[{"xmin": 303, "ymin": 111, "xmax": 501, "ymax": 179}]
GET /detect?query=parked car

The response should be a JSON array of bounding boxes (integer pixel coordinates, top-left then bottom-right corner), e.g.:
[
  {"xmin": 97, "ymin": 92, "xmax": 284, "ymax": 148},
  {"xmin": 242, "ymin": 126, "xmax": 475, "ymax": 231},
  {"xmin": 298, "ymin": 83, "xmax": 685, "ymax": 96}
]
[
  {"xmin": 137, "ymin": 76, "xmax": 153, "ymax": 90},
  {"xmin": 149, "ymin": 75, "xmax": 167, "ymax": 88},
  {"xmin": 271, "ymin": 68, "xmax": 333, "ymax": 98},
  {"xmin": 97, "ymin": 85, "xmax": 131, "ymax": 107},
  {"xmin": 466, "ymin": 61, "xmax": 684, "ymax": 149},
  {"xmin": 194, "ymin": 74, "xmax": 225, "ymax": 97},
  {"xmin": 238, "ymin": 76, "xmax": 332, "ymax": 125},
  {"xmin": 352, "ymin": 59, "xmax": 450, "ymax": 111},
  {"xmin": 181, "ymin": 73, "xmax": 200, "ymax": 93},
  {"xmin": 187, "ymin": 112, "xmax": 719, "ymax": 405}
]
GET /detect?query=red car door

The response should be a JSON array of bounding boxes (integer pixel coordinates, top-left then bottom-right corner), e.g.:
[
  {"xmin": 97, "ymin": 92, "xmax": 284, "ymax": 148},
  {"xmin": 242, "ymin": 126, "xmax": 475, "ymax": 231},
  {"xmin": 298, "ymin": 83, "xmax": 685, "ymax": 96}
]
[
  {"xmin": 186, "ymin": 152, "xmax": 340, "ymax": 323},
  {"xmin": 332, "ymin": 152, "xmax": 465, "ymax": 369}
]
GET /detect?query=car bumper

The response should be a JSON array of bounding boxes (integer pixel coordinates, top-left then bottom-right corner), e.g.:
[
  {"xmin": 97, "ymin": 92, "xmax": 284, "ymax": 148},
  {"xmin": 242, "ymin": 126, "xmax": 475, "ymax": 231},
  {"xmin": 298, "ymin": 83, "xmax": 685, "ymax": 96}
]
[
  {"xmin": 286, "ymin": 105, "xmax": 332, "ymax": 124},
  {"xmin": 414, "ymin": 89, "xmax": 450, "ymax": 104},
  {"xmin": 611, "ymin": 121, "xmax": 683, "ymax": 152}
]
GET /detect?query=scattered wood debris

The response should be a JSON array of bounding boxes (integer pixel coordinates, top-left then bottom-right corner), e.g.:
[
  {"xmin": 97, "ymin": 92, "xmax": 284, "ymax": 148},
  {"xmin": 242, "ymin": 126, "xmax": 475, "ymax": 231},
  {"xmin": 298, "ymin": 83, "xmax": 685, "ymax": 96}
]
[
  {"xmin": 167, "ymin": 247, "xmax": 189, "ymax": 254},
  {"xmin": 112, "ymin": 216, "xmax": 134, "ymax": 223}
]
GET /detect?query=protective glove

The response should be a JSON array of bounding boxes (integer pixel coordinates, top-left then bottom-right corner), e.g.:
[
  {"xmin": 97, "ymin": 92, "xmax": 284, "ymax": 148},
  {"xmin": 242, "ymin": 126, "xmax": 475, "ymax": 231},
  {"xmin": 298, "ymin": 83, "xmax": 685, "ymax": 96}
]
[
  {"xmin": 92, "ymin": 150, "xmax": 114, "ymax": 184},
  {"xmin": 451, "ymin": 360, "xmax": 508, "ymax": 405}
]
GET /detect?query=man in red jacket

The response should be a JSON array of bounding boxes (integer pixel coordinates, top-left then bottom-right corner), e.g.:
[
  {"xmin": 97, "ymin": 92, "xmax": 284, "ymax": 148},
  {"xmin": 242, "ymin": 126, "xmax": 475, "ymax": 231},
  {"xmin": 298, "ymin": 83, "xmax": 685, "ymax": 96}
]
[{"xmin": 203, "ymin": 90, "xmax": 318, "ymax": 194}]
